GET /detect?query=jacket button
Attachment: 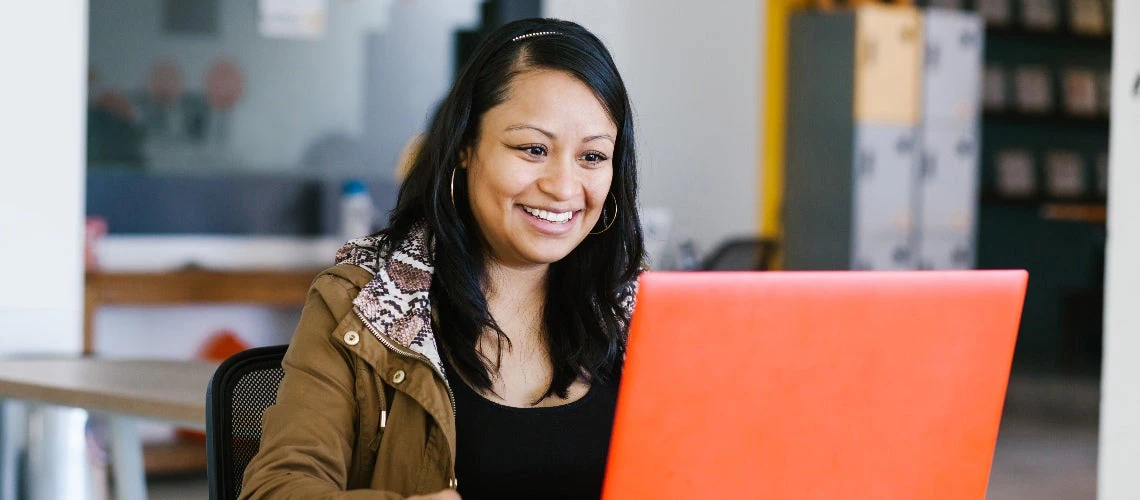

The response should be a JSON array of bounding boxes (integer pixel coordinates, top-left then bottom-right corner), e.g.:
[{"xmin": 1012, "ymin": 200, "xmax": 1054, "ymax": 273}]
[
  {"xmin": 392, "ymin": 370, "xmax": 406, "ymax": 384},
  {"xmin": 343, "ymin": 331, "xmax": 360, "ymax": 346}
]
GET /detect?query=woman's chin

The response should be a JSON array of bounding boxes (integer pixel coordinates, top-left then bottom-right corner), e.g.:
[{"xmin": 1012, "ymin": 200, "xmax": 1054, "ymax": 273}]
[
  {"xmin": 522, "ymin": 248, "xmax": 575, "ymax": 266},
  {"xmin": 510, "ymin": 236, "xmax": 584, "ymax": 266}
]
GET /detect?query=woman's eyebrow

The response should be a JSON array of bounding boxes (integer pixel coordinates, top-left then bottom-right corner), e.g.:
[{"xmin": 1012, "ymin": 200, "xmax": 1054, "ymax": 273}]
[
  {"xmin": 504, "ymin": 124, "xmax": 556, "ymax": 139},
  {"xmin": 505, "ymin": 124, "xmax": 615, "ymax": 145}
]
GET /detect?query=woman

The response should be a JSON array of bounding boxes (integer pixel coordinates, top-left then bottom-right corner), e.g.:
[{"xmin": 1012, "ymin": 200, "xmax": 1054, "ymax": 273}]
[{"xmin": 241, "ymin": 17, "xmax": 643, "ymax": 500}]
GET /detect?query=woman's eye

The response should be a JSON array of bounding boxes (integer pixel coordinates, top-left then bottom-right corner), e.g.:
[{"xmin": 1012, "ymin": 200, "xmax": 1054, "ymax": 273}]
[
  {"xmin": 518, "ymin": 145, "xmax": 547, "ymax": 157},
  {"xmin": 581, "ymin": 151, "xmax": 609, "ymax": 166}
]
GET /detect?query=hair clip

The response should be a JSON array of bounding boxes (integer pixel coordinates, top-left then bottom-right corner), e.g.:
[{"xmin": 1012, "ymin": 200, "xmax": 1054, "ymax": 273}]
[{"xmin": 511, "ymin": 31, "xmax": 560, "ymax": 42}]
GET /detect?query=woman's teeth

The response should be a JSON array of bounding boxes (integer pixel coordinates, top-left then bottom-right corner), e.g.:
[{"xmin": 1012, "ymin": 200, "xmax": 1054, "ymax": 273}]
[{"xmin": 523, "ymin": 206, "xmax": 573, "ymax": 223}]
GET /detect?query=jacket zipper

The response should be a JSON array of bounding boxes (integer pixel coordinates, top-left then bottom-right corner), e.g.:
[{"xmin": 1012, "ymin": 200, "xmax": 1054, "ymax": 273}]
[
  {"xmin": 352, "ymin": 307, "xmax": 457, "ymax": 418},
  {"xmin": 353, "ymin": 307, "xmax": 459, "ymax": 488}
]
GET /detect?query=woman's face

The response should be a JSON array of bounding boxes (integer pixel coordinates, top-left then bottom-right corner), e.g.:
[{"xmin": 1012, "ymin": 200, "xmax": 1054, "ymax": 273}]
[{"xmin": 464, "ymin": 69, "xmax": 616, "ymax": 269}]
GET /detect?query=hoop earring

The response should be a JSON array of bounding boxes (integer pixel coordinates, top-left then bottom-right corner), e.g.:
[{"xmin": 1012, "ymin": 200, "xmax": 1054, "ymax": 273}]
[
  {"xmin": 590, "ymin": 193, "xmax": 618, "ymax": 235},
  {"xmin": 450, "ymin": 168, "xmax": 458, "ymax": 209}
]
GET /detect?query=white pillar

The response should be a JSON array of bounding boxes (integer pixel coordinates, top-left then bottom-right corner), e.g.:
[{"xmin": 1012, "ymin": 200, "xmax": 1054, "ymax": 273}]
[
  {"xmin": 0, "ymin": 3, "xmax": 92, "ymax": 499},
  {"xmin": 0, "ymin": 1, "xmax": 88, "ymax": 354},
  {"xmin": 0, "ymin": 401, "xmax": 29, "ymax": 500},
  {"xmin": 1098, "ymin": 1, "xmax": 1140, "ymax": 498}
]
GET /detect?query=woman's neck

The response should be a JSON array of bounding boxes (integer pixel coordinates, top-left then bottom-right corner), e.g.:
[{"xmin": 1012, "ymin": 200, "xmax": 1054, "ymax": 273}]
[{"xmin": 483, "ymin": 259, "xmax": 548, "ymax": 348}]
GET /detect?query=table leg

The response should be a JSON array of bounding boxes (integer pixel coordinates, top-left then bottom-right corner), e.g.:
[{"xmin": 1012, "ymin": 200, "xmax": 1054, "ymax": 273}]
[
  {"xmin": 0, "ymin": 399, "xmax": 28, "ymax": 500},
  {"xmin": 26, "ymin": 404, "xmax": 92, "ymax": 500},
  {"xmin": 109, "ymin": 416, "xmax": 148, "ymax": 500}
]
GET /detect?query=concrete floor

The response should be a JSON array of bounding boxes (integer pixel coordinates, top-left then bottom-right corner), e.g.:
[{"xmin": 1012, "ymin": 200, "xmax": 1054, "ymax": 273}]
[
  {"xmin": 987, "ymin": 417, "xmax": 1097, "ymax": 499},
  {"xmin": 987, "ymin": 375, "xmax": 1099, "ymax": 500},
  {"xmin": 148, "ymin": 375, "xmax": 1101, "ymax": 500}
]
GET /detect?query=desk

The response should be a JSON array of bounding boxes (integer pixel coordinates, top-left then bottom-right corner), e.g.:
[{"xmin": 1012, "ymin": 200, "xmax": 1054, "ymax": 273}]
[
  {"xmin": 84, "ymin": 269, "xmax": 318, "ymax": 354},
  {"xmin": 0, "ymin": 359, "xmax": 218, "ymax": 500}
]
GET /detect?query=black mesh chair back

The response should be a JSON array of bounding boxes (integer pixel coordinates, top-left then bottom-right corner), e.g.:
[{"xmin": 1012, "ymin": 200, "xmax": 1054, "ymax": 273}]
[
  {"xmin": 700, "ymin": 238, "xmax": 780, "ymax": 271},
  {"xmin": 206, "ymin": 345, "xmax": 289, "ymax": 500}
]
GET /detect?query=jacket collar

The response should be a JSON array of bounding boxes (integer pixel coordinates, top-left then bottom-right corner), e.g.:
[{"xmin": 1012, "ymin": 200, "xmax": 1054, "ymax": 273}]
[
  {"xmin": 336, "ymin": 221, "xmax": 445, "ymax": 373},
  {"xmin": 335, "ymin": 220, "xmax": 640, "ymax": 376}
]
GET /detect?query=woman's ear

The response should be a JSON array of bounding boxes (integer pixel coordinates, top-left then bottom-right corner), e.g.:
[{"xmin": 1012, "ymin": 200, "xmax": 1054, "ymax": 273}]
[{"xmin": 459, "ymin": 147, "xmax": 470, "ymax": 170}]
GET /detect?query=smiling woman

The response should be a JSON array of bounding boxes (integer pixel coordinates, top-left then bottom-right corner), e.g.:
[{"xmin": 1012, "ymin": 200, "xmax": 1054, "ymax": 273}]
[
  {"xmin": 241, "ymin": 17, "xmax": 644, "ymax": 500},
  {"xmin": 465, "ymin": 68, "xmax": 617, "ymax": 267}
]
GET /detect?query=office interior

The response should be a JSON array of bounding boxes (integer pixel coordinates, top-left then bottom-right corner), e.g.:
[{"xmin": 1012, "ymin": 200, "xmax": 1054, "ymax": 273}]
[{"xmin": 1, "ymin": 0, "xmax": 1137, "ymax": 498}]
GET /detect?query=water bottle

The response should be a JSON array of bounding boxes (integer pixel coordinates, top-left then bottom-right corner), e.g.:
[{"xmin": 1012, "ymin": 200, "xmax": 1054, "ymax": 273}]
[
  {"xmin": 677, "ymin": 240, "xmax": 701, "ymax": 271},
  {"xmin": 340, "ymin": 179, "xmax": 374, "ymax": 242}
]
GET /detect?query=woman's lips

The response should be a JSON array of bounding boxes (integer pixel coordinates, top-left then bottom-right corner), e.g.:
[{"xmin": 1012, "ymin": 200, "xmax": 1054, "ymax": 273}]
[{"xmin": 518, "ymin": 205, "xmax": 579, "ymax": 236}]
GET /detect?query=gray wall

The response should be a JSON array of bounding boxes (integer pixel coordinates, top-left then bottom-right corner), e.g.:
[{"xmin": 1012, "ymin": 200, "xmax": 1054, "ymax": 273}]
[
  {"xmin": 88, "ymin": 0, "xmax": 478, "ymax": 176},
  {"xmin": 363, "ymin": 1, "xmax": 480, "ymax": 177},
  {"xmin": 547, "ymin": 0, "xmax": 763, "ymax": 256}
]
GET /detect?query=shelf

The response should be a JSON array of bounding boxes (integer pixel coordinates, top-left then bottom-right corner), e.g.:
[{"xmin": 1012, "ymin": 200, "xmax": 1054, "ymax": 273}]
[
  {"xmin": 1040, "ymin": 202, "xmax": 1106, "ymax": 223},
  {"xmin": 981, "ymin": 195, "xmax": 1107, "ymax": 223},
  {"xmin": 985, "ymin": 25, "xmax": 1112, "ymax": 50},
  {"xmin": 982, "ymin": 193, "xmax": 1106, "ymax": 205},
  {"xmin": 982, "ymin": 111, "xmax": 1109, "ymax": 132},
  {"xmin": 84, "ymin": 268, "xmax": 320, "ymax": 354}
]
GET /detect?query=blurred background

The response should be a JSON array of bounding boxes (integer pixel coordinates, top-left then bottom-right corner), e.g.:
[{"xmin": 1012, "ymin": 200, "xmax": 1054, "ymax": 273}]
[{"xmin": 2, "ymin": 0, "xmax": 1139, "ymax": 498}]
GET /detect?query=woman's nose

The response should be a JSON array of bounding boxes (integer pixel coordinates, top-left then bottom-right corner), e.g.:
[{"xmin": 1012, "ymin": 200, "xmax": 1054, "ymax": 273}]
[{"xmin": 538, "ymin": 158, "xmax": 578, "ymax": 201}]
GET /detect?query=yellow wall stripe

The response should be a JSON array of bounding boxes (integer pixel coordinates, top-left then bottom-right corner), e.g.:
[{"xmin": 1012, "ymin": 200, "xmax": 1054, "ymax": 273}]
[{"xmin": 761, "ymin": 0, "xmax": 805, "ymax": 267}]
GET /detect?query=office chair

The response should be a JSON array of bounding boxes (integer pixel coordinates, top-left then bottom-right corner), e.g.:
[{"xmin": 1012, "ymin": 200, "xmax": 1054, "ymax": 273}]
[
  {"xmin": 700, "ymin": 238, "xmax": 780, "ymax": 271},
  {"xmin": 206, "ymin": 344, "xmax": 288, "ymax": 500}
]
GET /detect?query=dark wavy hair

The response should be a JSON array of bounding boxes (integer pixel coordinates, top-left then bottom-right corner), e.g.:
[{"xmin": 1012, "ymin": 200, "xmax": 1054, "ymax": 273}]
[{"xmin": 379, "ymin": 18, "xmax": 643, "ymax": 400}]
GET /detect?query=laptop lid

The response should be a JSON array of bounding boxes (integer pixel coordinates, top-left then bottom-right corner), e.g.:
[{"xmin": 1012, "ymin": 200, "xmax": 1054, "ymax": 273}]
[{"xmin": 603, "ymin": 270, "xmax": 1027, "ymax": 499}]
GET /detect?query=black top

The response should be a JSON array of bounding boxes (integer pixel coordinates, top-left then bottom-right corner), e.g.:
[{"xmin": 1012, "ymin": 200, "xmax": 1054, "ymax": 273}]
[{"xmin": 444, "ymin": 357, "xmax": 621, "ymax": 500}]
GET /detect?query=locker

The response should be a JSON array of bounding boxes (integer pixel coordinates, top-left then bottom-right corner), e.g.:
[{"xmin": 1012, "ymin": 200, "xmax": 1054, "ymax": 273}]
[
  {"xmin": 853, "ymin": 124, "xmax": 919, "ymax": 236},
  {"xmin": 854, "ymin": 6, "xmax": 924, "ymax": 125},
  {"xmin": 917, "ymin": 228, "xmax": 974, "ymax": 270},
  {"xmin": 918, "ymin": 8, "xmax": 982, "ymax": 271},
  {"xmin": 853, "ymin": 124, "xmax": 919, "ymax": 270},
  {"xmin": 922, "ymin": 9, "xmax": 984, "ymax": 122},
  {"xmin": 918, "ymin": 123, "xmax": 979, "ymax": 235},
  {"xmin": 785, "ymin": 7, "xmax": 982, "ymax": 272},
  {"xmin": 854, "ymin": 228, "xmax": 916, "ymax": 270}
]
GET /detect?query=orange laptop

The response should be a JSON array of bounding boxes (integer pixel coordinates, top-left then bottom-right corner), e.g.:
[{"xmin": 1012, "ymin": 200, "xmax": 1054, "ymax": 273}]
[{"xmin": 603, "ymin": 271, "xmax": 1027, "ymax": 499}]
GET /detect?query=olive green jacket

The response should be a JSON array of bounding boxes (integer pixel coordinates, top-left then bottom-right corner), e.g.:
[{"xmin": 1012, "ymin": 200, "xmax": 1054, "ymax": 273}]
[{"xmin": 240, "ymin": 223, "xmax": 638, "ymax": 499}]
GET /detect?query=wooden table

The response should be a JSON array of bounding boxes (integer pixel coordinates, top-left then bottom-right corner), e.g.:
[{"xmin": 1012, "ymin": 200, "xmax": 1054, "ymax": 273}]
[
  {"xmin": 84, "ymin": 269, "xmax": 318, "ymax": 354},
  {"xmin": 0, "ymin": 359, "xmax": 218, "ymax": 500},
  {"xmin": 0, "ymin": 359, "xmax": 216, "ymax": 426}
]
